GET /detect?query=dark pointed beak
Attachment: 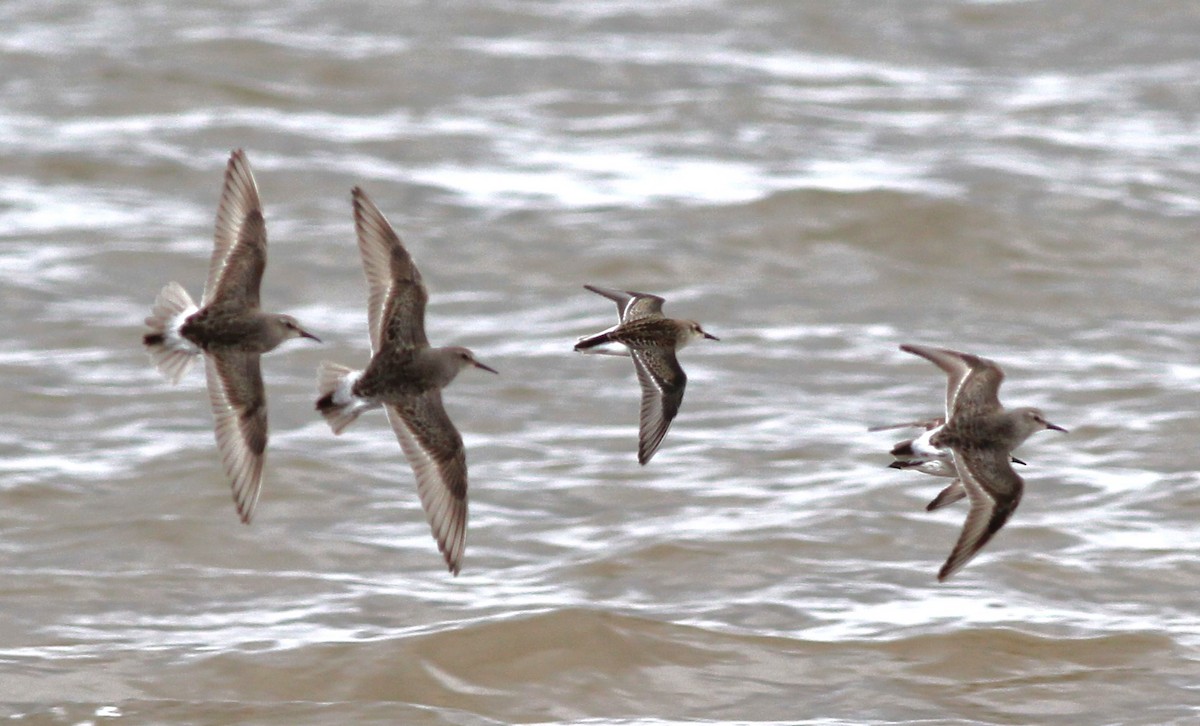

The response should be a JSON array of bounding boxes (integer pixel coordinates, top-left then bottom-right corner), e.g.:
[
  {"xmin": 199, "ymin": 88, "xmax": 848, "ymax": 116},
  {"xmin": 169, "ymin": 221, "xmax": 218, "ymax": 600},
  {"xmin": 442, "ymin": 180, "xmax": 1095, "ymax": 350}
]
[
  {"xmin": 703, "ymin": 331, "xmax": 720, "ymax": 341},
  {"xmin": 1047, "ymin": 422, "xmax": 1068, "ymax": 433},
  {"xmin": 300, "ymin": 329, "xmax": 322, "ymax": 343},
  {"xmin": 473, "ymin": 360, "xmax": 499, "ymax": 374},
  {"xmin": 1011, "ymin": 456, "xmax": 1027, "ymax": 466}
]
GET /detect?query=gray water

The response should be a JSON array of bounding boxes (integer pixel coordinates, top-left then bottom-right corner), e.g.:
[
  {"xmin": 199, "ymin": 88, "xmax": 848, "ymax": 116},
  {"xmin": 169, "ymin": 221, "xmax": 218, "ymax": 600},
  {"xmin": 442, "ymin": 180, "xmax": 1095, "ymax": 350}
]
[{"xmin": 2, "ymin": 1, "xmax": 1200, "ymax": 723}]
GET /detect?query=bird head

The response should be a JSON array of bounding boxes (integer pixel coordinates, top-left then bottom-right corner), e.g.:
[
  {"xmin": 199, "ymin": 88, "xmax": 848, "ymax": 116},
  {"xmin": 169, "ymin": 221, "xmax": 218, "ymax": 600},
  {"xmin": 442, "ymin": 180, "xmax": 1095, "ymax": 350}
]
[
  {"xmin": 447, "ymin": 346, "xmax": 498, "ymax": 375},
  {"xmin": 1014, "ymin": 407, "xmax": 1068, "ymax": 443},
  {"xmin": 274, "ymin": 314, "xmax": 321, "ymax": 344},
  {"xmin": 685, "ymin": 321, "xmax": 719, "ymax": 343}
]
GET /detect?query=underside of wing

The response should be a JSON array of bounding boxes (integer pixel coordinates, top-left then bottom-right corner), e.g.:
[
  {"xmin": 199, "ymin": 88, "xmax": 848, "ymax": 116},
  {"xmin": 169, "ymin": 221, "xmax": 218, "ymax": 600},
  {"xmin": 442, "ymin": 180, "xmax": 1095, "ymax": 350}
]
[
  {"xmin": 926, "ymin": 479, "xmax": 966, "ymax": 511},
  {"xmin": 205, "ymin": 149, "xmax": 266, "ymax": 309},
  {"xmin": 352, "ymin": 187, "xmax": 429, "ymax": 352},
  {"xmin": 384, "ymin": 394, "xmax": 468, "ymax": 575},
  {"xmin": 204, "ymin": 351, "xmax": 268, "ymax": 523},
  {"xmin": 937, "ymin": 448, "xmax": 1024, "ymax": 580},
  {"xmin": 630, "ymin": 348, "xmax": 686, "ymax": 464}
]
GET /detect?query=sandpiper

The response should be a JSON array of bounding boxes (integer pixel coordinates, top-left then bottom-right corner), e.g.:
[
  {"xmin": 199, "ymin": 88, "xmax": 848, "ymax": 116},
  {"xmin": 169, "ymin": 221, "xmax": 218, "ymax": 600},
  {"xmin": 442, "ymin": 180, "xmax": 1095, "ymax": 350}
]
[
  {"xmin": 575, "ymin": 285, "xmax": 718, "ymax": 465},
  {"xmin": 870, "ymin": 416, "xmax": 1026, "ymax": 511},
  {"xmin": 315, "ymin": 187, "xmax": 496, "ymax": 576},
  {"xmin": 897, "ymin": 344, "xmax": 1066, "ymax": 581},
  {"xmin": 143, "ymin": 149, "xmax": 320, "ymax": 523}
]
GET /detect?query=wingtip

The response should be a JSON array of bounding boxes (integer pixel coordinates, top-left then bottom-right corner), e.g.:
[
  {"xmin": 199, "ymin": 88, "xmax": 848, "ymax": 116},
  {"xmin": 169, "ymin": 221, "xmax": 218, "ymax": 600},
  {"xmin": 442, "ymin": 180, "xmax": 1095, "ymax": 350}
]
[
  {"xmin": 231, "ymin": 471, "xmax": 262, "ymax": 526},
  {"xmin": 224, "ymin": 148, "xmax": 255, "ymax": 185},
  {"xmin": 637, "ymin": 444, "xmax": 653, "ymax": 465},
  {"xmin": 936, "ymin": 559, "xmax": 965, "ymax": 582},
  {"xmin": 898, "ymin": 342, "xmax": 941, "ymax": 359},
  {"xmin": 440, "ymin": 512, "xmax": 466, "ymax": 576},
  {"xmin": 637, "ymin": 445, "xmax": 660, "ymax": 466},
  {"xmin": 583, "ymin": 283, "xmax": 629, "ymax": 301},
  {"xmin": 936, "ymin": 557, "xmax": 959, "ymax": 581},
  {"xmin": 350, "ymin": 186, "xmax": 376, "ymax": 218}
]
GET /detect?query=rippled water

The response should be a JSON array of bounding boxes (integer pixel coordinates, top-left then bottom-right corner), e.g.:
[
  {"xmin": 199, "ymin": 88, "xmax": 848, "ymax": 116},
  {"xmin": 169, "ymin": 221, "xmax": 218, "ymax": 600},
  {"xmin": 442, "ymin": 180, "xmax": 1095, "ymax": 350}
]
[{"xmin": 3, "ymin": 0, "xmax": 1200, "ymax": 723}]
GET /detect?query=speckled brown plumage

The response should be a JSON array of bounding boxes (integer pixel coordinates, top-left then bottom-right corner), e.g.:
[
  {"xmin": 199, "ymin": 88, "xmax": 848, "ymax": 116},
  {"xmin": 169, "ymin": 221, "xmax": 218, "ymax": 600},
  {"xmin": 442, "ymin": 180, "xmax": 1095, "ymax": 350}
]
[{"xmin": 575, "ymin": 285, "xmax": 718, "ymax": 465}]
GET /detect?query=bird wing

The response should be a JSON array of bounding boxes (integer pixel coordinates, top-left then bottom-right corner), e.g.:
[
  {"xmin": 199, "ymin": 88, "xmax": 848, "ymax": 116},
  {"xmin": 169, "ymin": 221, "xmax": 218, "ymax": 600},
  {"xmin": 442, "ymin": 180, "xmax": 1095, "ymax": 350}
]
[
  {"xmin": 385, "ymin": 392, "xmax": 468, "ymax": 575},
  {"xmin": 925, "ymin": 479, "xmax": 966, "ymax": 511},
  {"xmin": 204, "ymin": 149, "xmax": 266, "ymax": 310},
  {"xmin": 900, "ymin": 344, "xmax": 1003, "ymax": 419},
  {"xmin": 937, "ymin": 447, "xmax": 1024, "ymax": 581},
  {"xmin": 204, "ymin": 351, "xmax": 267, "ymax": 523},
  {"xmin": 584, "ymin": 284, "xmax": 666, "ymax": 322},
  {"xmin": 867, "ymin": 416, "xmax": 944, "ymax": 432},
  {"xmin": 352, "ymin": 187, "xmax": 429, "ymax": 352},
  {"xmin": 630, "ymin": 347, "xmax": 687, "ymax": 464},
  {"xmin": 950, "ymin": 357, "xmax": 1005, "ymax": 419}
]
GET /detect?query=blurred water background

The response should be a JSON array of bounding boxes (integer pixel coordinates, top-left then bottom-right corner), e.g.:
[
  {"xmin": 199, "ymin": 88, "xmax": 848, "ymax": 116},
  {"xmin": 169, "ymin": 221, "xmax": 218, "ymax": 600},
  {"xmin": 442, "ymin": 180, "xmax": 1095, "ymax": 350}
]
[{"xmin": 2, "ymin": 1, "xmax": 1200, "ymax": 723}]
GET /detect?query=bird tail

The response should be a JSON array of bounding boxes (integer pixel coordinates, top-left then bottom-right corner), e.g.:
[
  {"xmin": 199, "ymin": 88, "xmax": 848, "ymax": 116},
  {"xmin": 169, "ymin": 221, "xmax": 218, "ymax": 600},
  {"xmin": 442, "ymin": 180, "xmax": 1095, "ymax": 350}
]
[
  {"xmin": 573, "ymin": 330, "xmax": 614, "ymax": 352},
  {"xmin": 143, "ymin": 281, "xmax": 200, "ymax": 383},
  {"xmin": 316, "ymin": 361, "xmax": 373, "ymax": 434},
  {"xmin": 574, "ymin": 329, "xmax": 632, "ymax": 356}
]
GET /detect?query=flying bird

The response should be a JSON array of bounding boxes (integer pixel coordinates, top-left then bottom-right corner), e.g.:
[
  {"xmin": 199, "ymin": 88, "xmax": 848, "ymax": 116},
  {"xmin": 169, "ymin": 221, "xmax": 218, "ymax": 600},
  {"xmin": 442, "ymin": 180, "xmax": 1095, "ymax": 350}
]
[
  {"xmin": 896, "ymin": 344, "xmax": 1066, "ymax": 581},
  {"xmin": 870, "ymin": 416, "xmax": 1026, "ymax": 511},
  {"xmin": 316, "ymin": 187, "xmax": 496, "ymax": 575},
  {"xmin": 575, "ymin": 285, "xmax": 718, "ymax": 464},
  {"xmin": 143, "ymin": 149, "xmax": 320, "ymax": 522}
]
